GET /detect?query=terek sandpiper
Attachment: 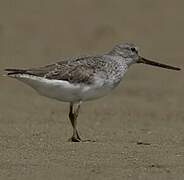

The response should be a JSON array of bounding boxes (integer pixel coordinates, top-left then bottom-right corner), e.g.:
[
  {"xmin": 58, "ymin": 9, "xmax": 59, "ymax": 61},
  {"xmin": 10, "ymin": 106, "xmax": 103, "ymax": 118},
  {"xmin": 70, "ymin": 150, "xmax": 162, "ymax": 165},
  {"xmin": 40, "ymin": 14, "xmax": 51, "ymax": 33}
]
[{"xmin": 5, "ymin": 43, "xmax": 181, "ymax": 142}]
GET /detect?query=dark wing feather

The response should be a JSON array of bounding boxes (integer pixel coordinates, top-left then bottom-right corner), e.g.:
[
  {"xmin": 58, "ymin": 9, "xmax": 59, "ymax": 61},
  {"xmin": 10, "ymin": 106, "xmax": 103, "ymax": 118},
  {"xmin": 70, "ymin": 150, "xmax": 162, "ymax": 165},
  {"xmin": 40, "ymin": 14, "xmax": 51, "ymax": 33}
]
[
  {"xmin": 5, "ymin": 64, "xmax": 57, "ymax": 77},
  {"xmin": 5, "ymin": 56, "xmax": 96, "ymax": 84},
  {"xmin": 45, "ymin": 65, "xmax": 95, "ymax": 84},
  {"xmin": 44, "ymin": 56, "xmax": 96, "ymax": 84}
]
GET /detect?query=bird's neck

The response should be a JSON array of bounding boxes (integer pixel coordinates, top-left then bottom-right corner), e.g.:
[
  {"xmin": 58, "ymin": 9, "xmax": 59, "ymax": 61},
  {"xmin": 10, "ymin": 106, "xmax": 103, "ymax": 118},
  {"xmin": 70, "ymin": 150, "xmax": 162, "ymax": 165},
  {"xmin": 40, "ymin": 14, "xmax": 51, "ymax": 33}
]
[{"xmin": 105, "ymin": 52, "xmax": 132, "ymax": 68}]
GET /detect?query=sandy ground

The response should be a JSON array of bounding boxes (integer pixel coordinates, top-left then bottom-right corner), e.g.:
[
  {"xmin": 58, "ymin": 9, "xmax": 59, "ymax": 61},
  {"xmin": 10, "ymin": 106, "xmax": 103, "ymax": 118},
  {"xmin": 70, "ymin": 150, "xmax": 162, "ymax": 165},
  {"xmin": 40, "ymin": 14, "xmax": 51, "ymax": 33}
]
[{"xmin": 0, "ymin": 0, "xmax": 184, "ymax": 179}]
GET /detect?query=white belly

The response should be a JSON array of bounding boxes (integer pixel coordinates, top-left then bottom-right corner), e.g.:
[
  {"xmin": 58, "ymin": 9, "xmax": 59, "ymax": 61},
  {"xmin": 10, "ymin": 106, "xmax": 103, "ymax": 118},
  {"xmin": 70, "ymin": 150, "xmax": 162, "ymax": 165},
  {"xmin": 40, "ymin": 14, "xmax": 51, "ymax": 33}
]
[{"xmin": 14, "ymin": 74, "xmax": 116, "ymax": 102}]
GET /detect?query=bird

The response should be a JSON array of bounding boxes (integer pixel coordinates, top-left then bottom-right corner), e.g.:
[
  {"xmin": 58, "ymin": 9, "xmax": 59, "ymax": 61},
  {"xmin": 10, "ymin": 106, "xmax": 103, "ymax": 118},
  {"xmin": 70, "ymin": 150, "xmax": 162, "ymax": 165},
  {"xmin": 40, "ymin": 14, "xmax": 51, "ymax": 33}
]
[{"xmin": 5, "ymin": 43, "xmax": 181, "ymax": 142}]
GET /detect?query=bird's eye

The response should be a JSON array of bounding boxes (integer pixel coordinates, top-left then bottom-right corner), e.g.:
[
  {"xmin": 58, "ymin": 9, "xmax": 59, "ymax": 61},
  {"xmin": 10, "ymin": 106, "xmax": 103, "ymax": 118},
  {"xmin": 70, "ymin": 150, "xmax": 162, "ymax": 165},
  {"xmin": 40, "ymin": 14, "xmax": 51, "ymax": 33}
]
[{"xmin": 131, "ymin": 47, "xmax": 137, "ymax": 52}]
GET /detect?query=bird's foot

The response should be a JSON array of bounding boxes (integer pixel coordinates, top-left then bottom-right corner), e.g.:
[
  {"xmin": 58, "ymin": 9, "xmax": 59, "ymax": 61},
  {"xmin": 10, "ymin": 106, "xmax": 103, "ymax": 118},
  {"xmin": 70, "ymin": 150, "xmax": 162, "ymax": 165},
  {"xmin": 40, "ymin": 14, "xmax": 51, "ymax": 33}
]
[
  {"xmin": 68, "ymin": 136, "xmax": 96, "ymax": 143},
  {"xmin": 68, "ymin": 136, "xmax": 81, "ymax": 142}
]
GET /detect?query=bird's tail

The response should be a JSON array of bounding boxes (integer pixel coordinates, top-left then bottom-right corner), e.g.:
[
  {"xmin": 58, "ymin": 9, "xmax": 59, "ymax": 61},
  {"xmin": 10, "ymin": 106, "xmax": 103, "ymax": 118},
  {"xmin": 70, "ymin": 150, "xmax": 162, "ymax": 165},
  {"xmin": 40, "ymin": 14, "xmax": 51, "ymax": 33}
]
[{"xmin": 4, "ymin": 68, "xmax": 27, "ymax": 76}]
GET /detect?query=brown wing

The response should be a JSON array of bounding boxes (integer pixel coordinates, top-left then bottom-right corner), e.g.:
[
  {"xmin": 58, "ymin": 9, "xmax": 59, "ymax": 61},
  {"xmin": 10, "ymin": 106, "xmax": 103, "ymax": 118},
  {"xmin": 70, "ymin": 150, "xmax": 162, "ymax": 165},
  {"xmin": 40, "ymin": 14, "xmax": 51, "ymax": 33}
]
[
  {"xmin": 6, "ymin": 56, "xmax": 96, "ymax": 84},
  {"xmin": 44, "ymin": 64, "xmax": 95, "ymax": 84}
]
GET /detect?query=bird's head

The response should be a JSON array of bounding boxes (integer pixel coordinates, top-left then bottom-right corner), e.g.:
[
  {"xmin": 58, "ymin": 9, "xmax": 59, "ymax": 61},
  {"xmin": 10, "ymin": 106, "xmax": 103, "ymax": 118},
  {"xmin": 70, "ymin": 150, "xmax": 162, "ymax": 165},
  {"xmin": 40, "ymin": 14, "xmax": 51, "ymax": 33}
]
[{"xmin": 109, "ymin": 43, "xmax": 181, "ymax": 71}]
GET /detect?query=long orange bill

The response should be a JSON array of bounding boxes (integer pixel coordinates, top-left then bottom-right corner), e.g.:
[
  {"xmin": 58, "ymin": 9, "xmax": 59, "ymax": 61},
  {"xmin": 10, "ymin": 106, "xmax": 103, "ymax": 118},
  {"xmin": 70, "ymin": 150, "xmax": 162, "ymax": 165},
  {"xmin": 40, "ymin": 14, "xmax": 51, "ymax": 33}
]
[{"xmin": 137, "ymin": 57, "xmax": 181, "ymax": 71}]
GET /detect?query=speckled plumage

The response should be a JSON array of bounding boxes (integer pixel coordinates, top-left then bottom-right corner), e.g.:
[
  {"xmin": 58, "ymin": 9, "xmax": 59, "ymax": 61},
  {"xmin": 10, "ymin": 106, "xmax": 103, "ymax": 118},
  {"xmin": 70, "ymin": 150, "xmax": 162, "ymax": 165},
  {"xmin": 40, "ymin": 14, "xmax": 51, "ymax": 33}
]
[
  {"xmin": 5, "ymin": 43, "xmax": 180, "ymax": 142},
  {"xmin": 5, "ymin": 53, "xmax": 128, "ymax": 102},
  {"xmin": 7, "ymin": 54, "xmax": 127, "ymax": 85}
]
